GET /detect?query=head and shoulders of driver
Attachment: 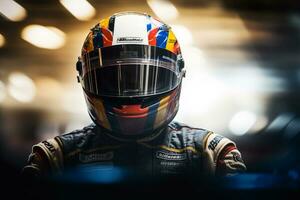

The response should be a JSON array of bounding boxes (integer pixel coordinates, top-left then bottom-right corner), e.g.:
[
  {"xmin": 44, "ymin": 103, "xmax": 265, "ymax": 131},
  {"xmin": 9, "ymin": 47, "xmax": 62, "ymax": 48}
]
[
  {"xmin": 35, "ymin": 10, "xmax": 237, "ymax": 162},
  {"xmin": 25, "ymin": 12, "xmax": 244, "ymax": 177}
]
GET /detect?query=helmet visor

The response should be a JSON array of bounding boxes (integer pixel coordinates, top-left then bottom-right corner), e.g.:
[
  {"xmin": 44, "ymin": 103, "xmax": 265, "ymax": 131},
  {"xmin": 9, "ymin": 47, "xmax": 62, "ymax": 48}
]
[
  {"xmin": 81, "ymin": 45, "xmax": 182, "ymax": 97},
  {"xmin": 83, "ymin": 64, "xmax": 180, "ymax": 97}
]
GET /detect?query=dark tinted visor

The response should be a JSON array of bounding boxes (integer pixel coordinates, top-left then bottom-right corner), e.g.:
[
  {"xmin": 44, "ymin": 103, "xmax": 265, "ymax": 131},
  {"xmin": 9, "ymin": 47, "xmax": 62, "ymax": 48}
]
[
  {"xmin": 83, "ymin": 64, "xmax": 180, "ymax": 97},
  {"xmin": 81, "ymin": 45, "xmax": 182, "ymax": 97}
]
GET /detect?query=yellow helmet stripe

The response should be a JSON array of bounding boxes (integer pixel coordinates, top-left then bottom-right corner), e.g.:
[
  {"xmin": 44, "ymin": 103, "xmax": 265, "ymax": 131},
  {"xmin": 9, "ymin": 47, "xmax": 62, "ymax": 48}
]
[
  {"xmin": 166, "ymin": 30, "xmax": 176, "ymax": 53},
  {"xmin": 100, "ymin": 17, "xmax": 110, "ymax": 29},
  {"xmin": 153, "ymin": 95, "xmax": 171, "ymax": 129},
  {"xmin": 92, "ymin": 98, "xmax": 111, "ymax": 130},
  {"xmin": 85, "ymin": 32, "xmax": 94, "ymax": 52}
]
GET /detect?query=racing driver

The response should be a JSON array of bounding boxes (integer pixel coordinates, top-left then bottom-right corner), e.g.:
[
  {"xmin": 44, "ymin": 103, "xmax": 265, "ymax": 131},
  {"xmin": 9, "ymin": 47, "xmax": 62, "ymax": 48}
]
[{"xmin": 22, "ymin": 12, "xmax": 246, "ymax": 178}]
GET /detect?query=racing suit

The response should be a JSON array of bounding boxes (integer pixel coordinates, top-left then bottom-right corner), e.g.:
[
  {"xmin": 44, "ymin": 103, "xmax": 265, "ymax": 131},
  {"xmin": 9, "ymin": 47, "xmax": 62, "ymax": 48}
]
[{"xmin": 22, "ymin": 121, "xmax": 246, "ymax": 177}]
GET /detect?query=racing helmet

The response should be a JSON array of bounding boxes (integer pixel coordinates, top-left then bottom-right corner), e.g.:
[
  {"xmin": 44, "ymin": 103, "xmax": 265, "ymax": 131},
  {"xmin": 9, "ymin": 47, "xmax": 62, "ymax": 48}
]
[{"xmin": 76, "ymin": 12, "xmax": 185, "ymax": 139}]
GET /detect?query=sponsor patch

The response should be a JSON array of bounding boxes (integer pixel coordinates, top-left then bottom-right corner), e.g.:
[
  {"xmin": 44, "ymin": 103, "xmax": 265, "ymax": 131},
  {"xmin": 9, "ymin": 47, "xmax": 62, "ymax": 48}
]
[
  {"xmin": 160, "ymin": 161, "xmax": 185, "ymax": 167},
  {"xmin": 156, "ymin": 151, "xmax": 187, "ymax": 161},
  {"xmin": 208, "ymin": 135, "xmax": 224, "ymax": 150},
  {"xmin": 79, "ymin": 151, "xmax": 114, "ymax": 163}
]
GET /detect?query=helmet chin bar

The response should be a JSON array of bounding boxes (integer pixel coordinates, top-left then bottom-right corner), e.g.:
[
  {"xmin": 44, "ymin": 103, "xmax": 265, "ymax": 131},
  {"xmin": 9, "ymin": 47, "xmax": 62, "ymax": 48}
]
[
  {"xmin": 84, "ymin": 83, "xmax": 181, "ymax": 139},
  {"xmin": 89, "ymin": 106, "xmax": 179, "ymax": 142}
]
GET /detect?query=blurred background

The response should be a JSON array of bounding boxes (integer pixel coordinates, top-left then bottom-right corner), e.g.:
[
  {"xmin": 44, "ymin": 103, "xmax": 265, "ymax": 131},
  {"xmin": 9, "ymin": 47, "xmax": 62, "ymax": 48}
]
[{"xmin": 0, "ymin": 0, "xmax": 300, "ymax": 181}]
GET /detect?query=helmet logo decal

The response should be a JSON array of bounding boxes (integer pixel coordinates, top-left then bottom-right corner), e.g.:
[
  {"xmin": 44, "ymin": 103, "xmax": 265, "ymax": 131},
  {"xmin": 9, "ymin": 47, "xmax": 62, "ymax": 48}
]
[
  {"xmin": 112, "ymin": 14, "xmax": 148, "ymax": 45},
  {"xmin": 116, "ymin": 37, "xmax": 144, "ymax": 44}
]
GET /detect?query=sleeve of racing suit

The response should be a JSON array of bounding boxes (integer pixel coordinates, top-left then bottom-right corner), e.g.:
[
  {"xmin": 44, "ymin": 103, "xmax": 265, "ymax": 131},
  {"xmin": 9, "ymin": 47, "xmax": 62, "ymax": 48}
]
[
  {"xmin": 203, "ymin": 133, "xmax": 246, "ymax": 176},
  {"xmin": 22, "ymin": 148, "xmax": 51, "ymax": 178},
  {"xmin": 21, "ymin": 138, "xmax": 64, "ymax": 178},
  {"xmin": 215, "ymin": 144, "xmax": 246, "ymax": 176}
]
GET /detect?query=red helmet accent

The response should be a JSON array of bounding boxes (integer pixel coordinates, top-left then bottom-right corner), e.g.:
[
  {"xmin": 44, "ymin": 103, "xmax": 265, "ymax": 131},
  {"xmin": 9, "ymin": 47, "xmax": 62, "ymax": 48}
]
[{"xmin": 113, "ymin": 105, "xmax": 149, "ymax": 118}]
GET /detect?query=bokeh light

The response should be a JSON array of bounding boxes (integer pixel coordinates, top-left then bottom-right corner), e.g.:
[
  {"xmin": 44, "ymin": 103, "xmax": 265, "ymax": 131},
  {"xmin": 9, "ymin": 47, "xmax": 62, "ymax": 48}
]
[
  {"xmin": 21, "ymin": 25, "xmax": 66, "ymax": 49},
  {"xmin": 8, "ymin": 72, "xmax": 36, "ymax": 103},
  {"xmin": 59, "ymin": 0, "xmax": 96, "ymax": 21},
  {"xmin": 170, "ymin": 25, "xmax": 193, "ymax": 45},
  {"xmin": 0, "ymin": 33, "xmax": 5, "ymax": 48},
  {"xmin": 0, "ymin": 0, "xmax": 27, "ymax": 21},
  {"xmin": 147, "ymin": 0, "xmax": 178, "ymax": 21},
  {"xmin": 0, "ymin": 80, "xmax": 6, "ymax": 103},
  {"xmin": 229, "ymin": 111, "xmax": 257, "ymax": 136}
]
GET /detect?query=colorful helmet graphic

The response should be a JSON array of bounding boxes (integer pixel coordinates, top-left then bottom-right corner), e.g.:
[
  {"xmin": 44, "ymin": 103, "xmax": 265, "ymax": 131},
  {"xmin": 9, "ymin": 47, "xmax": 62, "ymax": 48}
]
[{"xmin": 76, "ymin": 12, "xmax": 185, "ymax": 139}]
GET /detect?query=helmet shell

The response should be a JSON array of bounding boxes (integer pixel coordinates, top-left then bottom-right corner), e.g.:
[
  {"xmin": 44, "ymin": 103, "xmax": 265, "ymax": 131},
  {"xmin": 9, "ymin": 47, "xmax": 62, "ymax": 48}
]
[
  {"xmin": 81, "ymin": 11, "xmax": 181, "ymax": 56},
  {"xmin": 78, "ymin": 12, "xmax": 184, "ymax": 138}
]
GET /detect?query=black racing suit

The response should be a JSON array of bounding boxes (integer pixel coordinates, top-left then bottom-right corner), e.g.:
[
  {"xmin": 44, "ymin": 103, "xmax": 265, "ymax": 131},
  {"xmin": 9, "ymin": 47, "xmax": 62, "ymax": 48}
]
[{"xmin": 23, "ymin": 121, "xmax": 246, "ymax": 178}]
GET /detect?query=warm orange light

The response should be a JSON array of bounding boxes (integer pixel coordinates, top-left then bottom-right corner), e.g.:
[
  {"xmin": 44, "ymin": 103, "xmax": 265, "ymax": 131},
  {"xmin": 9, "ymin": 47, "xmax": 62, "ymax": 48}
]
[
  {"xmin": 0, "ymin": 0, "xmax": 27, "ymax": 21},
  {"xmin": 21, "ymin": 25, "xmax": 66, "ymax": 49},
  {"xmin": 60, "ymin": 0, "xmax": 96, "ymax": 21}
]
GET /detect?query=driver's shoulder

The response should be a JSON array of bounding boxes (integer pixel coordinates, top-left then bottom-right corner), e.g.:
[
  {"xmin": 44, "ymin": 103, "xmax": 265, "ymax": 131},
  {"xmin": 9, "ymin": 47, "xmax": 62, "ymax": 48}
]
[
  {"xmin": 165, "ymin": 121, "xmax": 213, "ymax": 151},
  {"xmin": 166, "ymin": 121, "xmax": 236, "ymax": 155},
  {"xmin": 28, "ymin": 123, "xmax": 100, "ymax": 172}
]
